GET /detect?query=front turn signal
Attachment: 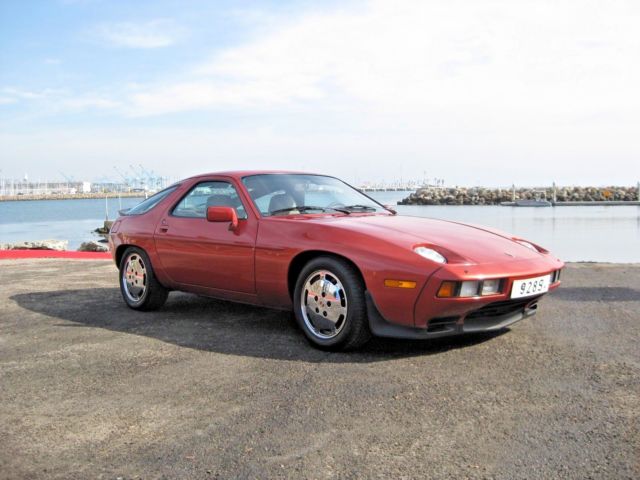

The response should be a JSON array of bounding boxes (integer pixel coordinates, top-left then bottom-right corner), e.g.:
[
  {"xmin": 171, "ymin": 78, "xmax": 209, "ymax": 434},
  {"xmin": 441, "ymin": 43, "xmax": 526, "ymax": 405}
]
[
  {"xmin": 437, "ymin": 281, "xmax": 457, "ymax": 297},
  {"xmin": 384, "ymin": 279, "xmax": 417, "ymax": 289}
]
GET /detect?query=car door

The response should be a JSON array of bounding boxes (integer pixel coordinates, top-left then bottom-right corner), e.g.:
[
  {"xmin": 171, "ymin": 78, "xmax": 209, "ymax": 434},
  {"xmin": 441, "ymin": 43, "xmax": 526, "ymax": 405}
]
[{"xmin": 153, "ymin": 178, "xmax": 257, "ymax": 293}]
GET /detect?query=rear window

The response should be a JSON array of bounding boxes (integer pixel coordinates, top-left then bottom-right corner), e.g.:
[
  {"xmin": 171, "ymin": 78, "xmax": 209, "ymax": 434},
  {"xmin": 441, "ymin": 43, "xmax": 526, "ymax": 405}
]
[{"xmin": 126, "ymin": 185, "xmax": 179, "ymax": 215}]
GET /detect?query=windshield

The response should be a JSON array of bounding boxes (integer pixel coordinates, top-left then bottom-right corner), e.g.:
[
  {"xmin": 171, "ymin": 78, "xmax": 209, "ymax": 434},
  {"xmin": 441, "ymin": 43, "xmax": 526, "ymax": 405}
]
[{"xmin": 242, "ymin": 174, "xmax": 387, "ymax": 216}]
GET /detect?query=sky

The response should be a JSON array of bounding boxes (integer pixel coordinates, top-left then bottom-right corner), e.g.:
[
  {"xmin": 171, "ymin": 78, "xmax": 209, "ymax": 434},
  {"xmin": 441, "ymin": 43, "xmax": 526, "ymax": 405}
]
[{"xmin": 0, "ymin": 0, "xmax": 639, "ymax": 187}]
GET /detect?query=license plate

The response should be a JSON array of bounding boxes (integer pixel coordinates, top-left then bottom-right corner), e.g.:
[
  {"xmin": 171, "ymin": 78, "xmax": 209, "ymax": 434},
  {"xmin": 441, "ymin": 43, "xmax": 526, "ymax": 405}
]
[{"xmin": 511, "ymin": 274, "xmax": 551, "ymax": 299}]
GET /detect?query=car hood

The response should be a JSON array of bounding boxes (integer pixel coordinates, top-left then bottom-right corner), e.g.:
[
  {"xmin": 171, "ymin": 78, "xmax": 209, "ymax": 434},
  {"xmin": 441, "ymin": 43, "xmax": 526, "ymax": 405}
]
[{"xmin": 302, "ymin": 214, "xmax": 544, "ymax": 265}]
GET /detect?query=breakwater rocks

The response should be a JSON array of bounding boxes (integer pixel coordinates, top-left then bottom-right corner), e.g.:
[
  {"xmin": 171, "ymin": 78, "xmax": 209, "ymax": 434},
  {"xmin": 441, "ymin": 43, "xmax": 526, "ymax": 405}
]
[{"xmin": 399, "ymin": 186, "xmax": 640, "ymax": 206}]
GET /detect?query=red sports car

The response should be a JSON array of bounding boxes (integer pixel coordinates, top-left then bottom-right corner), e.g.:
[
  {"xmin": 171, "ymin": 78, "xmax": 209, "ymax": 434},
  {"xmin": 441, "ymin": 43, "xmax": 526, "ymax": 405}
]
[{"xmin": 109, "ymin": 171, "xmax": 564, "ymax": 350}]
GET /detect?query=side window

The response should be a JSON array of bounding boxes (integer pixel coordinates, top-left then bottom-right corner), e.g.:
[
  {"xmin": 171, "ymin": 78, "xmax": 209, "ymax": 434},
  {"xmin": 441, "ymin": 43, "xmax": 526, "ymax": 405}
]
[
  {"xmin": 127, "ymin": 185, "xmax": 179, "ymax": 215},
  {"xmin": 172, "ymin": 181, "xmax": 247, "ymax": 219}
]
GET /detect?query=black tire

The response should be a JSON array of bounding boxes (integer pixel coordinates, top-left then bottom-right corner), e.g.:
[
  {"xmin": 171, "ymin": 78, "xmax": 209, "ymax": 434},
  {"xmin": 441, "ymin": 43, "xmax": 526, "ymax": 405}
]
[
  {"xmin": 118, "ymin": 247, "xmax": 168, "ymax": 311},
  {"xmin": 293, "ymin": 256, "xmax": 371, "ymax": 351}
]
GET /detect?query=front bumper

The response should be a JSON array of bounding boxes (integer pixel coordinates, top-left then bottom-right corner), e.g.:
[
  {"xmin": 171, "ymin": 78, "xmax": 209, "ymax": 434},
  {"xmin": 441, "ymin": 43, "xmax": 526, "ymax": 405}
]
[{"xmin": 366, "ymin": 291, "xmax": 542, "ymax": 340}]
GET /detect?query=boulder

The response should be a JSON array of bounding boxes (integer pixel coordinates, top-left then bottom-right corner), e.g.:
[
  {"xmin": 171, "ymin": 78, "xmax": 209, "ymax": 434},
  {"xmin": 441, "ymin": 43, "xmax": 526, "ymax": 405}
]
[
  {"xmin": 77, "ymin": 241, "xmax": 109, "ymax": 253},
  {"xmin": 1, "ymin": 240, "xmax": 68, "ymax": 251}
]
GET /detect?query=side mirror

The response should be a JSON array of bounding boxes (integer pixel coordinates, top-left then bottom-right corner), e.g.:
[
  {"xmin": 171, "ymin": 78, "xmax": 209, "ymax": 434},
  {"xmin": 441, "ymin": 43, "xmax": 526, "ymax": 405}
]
[
  {"xmin": 207, "ymin": 206, "xmax": 239, "ymax": 230},
  {"xmin": 384, "ymin": 204, "xmax": 397, "ymax": 215}
]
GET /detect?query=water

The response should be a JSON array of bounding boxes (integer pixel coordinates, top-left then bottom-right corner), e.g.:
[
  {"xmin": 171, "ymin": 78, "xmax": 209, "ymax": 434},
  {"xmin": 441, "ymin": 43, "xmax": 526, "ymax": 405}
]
[
  {"xmin": 0, "ymin": 197, "xmax": 144, "ymax": 250},
  {"xmin": 372, "ymin": 191, "xmax": 640, "ymax": 263},
  {"xmin": 1, "ymin": 192, "xmax": 638, "ymax": 262}
]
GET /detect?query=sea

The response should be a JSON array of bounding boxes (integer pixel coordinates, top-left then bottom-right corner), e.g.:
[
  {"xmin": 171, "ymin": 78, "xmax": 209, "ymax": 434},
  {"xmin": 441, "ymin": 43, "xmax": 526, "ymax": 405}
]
[{"xmin": 1, "ymin": 191, "xmax": 638, "ymax": 263}]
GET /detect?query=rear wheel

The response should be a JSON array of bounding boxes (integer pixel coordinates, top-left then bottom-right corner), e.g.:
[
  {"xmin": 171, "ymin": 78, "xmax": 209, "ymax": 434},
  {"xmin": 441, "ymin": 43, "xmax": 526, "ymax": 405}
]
[
  {"xmin": 119, "ymin": 247, "xmax": 168, "ymax": 311},
  {"xmin": 293, "ymin": 256, "xmax": 371, "ymax": 350}
]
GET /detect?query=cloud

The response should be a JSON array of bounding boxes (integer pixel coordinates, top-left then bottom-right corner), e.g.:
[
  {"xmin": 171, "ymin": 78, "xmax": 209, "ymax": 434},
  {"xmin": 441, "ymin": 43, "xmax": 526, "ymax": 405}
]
[
  {"xmin": 123, "ymin": 0, "xmax": 640, "ymax": 117},
  {"xmin": 3, "ymin": 0, "xmax": 639, "ymax": 187},
  {"xmin": 0, "ymin": 86, "xmax": 118, "ymax": 113},
  {"xmin": 95, "ymin": 19, "xmax": 183, "ymax": 49},
  {"xmin": 60, "ymin": 96, "xmax": 119, "ymax": 111},
  {"xmin": 2, "ymin": 120, "xmax": 638, "ymax": 187},
  {"xmin": 0, "ymin": 87, "xmax": 58, "ymax": 101}
]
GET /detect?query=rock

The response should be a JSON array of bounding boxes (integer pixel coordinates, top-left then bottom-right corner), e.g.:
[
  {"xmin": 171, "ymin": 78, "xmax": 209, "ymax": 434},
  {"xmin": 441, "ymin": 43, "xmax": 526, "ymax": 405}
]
[
  {"xmin": 399, "ymin": 185, "xmax": 639, "ymax": 205},
  {"xmin": 94, "ymin": 220, "xmax": 114, "ymax": 234},
  {"xmin": 1, "ymin": 240, "xmax": 68, "ymax": 251},
  {"xmin": 77, "ymin": 241, "xmax": 109, "ymax": 253}
]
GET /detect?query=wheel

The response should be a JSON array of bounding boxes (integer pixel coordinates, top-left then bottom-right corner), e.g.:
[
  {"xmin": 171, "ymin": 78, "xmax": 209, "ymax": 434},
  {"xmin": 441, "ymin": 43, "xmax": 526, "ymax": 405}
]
[
  {"xmin": 119, "ymin": 247, "xmax": 168, "ymax": 311},
  {"xmin": 293, "ymin": 256, "xmax": 371, "ymax": 351}
]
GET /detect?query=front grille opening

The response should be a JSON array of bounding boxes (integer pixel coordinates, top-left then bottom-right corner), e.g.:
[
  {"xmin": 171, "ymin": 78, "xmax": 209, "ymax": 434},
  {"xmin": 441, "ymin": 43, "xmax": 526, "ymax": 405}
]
[
  {"xmin": 427, "ymin": 316, "xmax": 458, "ymax": 333},
  {"xmin": 465, "ymin": 297, "xmax": 540, "ymax": 320},
  {"xmin": 551, "ymin": 269, "xmax": 562, "ymax": 283}
]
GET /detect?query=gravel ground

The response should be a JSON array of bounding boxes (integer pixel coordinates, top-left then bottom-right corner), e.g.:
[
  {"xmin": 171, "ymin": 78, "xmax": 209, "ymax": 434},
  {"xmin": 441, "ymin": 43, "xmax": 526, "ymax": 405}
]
[{"xmin": 0, "ymin": 260, "xmax": 638, "ymax": 480}]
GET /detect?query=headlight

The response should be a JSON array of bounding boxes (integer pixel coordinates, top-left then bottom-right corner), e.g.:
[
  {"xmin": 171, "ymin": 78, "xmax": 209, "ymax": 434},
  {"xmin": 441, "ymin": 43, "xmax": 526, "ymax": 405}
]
[
  {"xmin": 437, "ymin": 279, "xmax": 503, "ymax": 297},
  {"xmin": 481, "ymin": 279, "xmax": 501, "ymax": 295},
  {"xmin": 460, "ymin": 281, "xmax": 479, "ymax": 297},
  {"xmin": 414, "ymin": 246, "xmax": 447, "ymax": 264}
]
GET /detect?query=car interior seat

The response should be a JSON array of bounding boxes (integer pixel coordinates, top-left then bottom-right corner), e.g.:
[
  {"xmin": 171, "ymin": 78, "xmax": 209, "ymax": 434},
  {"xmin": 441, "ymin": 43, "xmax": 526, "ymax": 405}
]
[
  {"xmin": 268, "ymin": 193, "xmax": 297, "ymax": 215},
  {"xmin": 206, "ymin": 194, "xmax": 232, "ymax": 207}
]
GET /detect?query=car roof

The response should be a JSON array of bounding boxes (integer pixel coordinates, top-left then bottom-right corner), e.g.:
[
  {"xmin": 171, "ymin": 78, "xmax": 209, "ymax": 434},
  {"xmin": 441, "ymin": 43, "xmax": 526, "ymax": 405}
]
[{"xmin": 187, "ymin": 170, "xmax": 320, "ymax": 180}]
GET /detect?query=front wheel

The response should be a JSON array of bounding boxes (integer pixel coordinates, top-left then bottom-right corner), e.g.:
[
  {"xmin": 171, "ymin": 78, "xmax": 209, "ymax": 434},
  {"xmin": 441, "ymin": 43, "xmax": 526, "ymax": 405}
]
[
  {"xmin": 293, "ymin": 256, "xmax": 371, "ymax": 350},
  {"xmin": 119, "ymin": 247, "xmax": 168, "ymax": 311}
]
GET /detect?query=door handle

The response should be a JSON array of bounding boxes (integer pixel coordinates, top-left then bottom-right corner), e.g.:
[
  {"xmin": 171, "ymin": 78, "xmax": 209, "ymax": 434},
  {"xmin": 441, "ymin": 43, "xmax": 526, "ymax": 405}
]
[
  {"xmin": 159, "ymin": 219, "xmax": 169, "ymax": 233},
  {"xmin": 160, "ymin": 226, "xmax": 169, "ymax": 233}
]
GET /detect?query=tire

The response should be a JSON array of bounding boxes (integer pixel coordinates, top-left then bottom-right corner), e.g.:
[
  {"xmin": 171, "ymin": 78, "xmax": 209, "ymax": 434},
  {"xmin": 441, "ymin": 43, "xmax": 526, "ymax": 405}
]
[
  {"xmin": 293, "ymin": 256, "xmax": 371, "ymax": 351},
  {"xmin": 119, "ymin": 247, "xmax": 168, "ymax": 311}
]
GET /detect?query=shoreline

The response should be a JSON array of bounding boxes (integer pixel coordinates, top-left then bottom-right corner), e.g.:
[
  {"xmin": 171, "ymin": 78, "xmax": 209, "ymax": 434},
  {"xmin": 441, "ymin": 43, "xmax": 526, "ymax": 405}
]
[{"xmin": 0, "ymin": 192, "xmax": 145, "ymax": 202}]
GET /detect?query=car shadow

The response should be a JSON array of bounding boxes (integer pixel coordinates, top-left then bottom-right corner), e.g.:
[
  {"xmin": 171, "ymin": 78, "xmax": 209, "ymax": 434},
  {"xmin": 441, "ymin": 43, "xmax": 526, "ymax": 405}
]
[
  {"xmin": 10, "ymin": 288, "xmax": 506, "ymax": 363},
  {"xmin": 550, "ymin": 286, "xmax": 640, "ymax": 302}
]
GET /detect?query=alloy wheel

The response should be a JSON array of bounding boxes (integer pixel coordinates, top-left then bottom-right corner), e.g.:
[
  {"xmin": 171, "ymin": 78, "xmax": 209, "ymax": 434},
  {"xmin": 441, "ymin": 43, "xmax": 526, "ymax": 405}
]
[{"xmin": 300, "ymin": 269, "xmax": 348, "ymax": 339}]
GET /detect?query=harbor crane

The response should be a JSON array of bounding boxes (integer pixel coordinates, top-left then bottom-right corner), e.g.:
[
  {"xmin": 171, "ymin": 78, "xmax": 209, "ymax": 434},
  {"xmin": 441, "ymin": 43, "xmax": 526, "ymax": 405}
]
[
  {"xmin": 59, "ymin": 171, "xmax": 75, "ymax": 183},
  {"xmin": 128, "ymin": 165, "xmax": 146, "ymax": 190},
  {"xmin": 138, "ymin": 164, "xmax": 160, "ymax": 191},
  {"xmin": 59, "ymin": 171, "xmax": 76, "ymax": 193},
  {"xmin": 113, "ymin": 167, "xmax": 132, "ymax": 191}
]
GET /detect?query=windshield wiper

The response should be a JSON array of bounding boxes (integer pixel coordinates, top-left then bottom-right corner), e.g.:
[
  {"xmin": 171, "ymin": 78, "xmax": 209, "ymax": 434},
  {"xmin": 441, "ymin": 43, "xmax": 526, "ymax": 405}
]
[
  {"xmin": 269, "ymin": 205, "xmax": 351, "ymax": 216},
  {"xmin": 342, "ymin": 204, "xmax": 378, "ymax": 212}
]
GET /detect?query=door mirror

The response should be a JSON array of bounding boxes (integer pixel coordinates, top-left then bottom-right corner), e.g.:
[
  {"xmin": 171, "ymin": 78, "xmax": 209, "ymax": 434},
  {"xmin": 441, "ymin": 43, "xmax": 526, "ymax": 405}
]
[
  {"xmin": 207, "ymin": 206, "xmax": 239, "ymax": 230},
  {"xmin": 383, "ymin": 204, "xmax": 397, "ymax": 215}
]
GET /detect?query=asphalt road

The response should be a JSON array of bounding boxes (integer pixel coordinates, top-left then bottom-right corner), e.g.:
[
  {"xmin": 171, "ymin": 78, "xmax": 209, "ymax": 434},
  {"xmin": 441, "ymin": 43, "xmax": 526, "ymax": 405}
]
[{"xmin": 0, "ymin": 260, "xmax": 638, "ymax": 479}]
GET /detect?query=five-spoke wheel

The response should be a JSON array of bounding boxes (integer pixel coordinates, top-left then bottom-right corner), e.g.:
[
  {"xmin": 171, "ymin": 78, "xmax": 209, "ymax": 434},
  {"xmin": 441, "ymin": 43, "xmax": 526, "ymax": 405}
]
[
  {"xmin": 118, "ymin": 247, "xmax": 168, "ymax": 311},
  {"xmin": 293, "ymin": 256, "xmax": 371, "ymax": 350},
  {"xmin": 300, "ymin": 269, "xmax": 349, "ymax": 339},
  {"xmin": 122, "ymin": 252, "xmax": 147, "ymax": 302}
]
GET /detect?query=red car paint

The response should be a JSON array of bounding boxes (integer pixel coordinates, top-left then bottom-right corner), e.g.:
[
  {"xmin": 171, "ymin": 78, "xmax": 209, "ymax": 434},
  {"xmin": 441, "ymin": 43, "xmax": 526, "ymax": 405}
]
[{"xmin": 109, "ymin": 171, "xmax": 564, "ymax": 335}]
